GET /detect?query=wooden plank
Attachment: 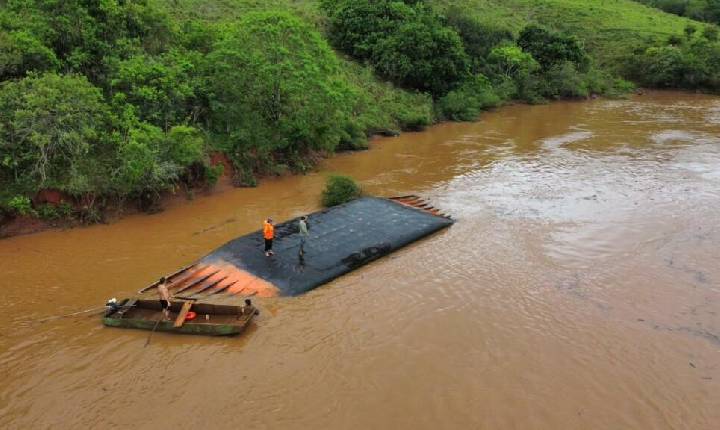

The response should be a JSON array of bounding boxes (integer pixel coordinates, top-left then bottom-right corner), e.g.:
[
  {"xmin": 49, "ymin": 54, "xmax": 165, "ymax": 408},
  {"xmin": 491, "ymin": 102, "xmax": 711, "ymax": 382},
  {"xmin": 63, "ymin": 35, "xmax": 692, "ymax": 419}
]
[
  {"xmin": 138, "ymin": 264, "xmax": 196, "ymax": 293},
  {"xmin": 174, "ymin": 301, "xmax": 193, "ymax": 328},
  {"xmin": 190, "ymin": 276, "xmax": 228, "ymax": 297},
  {"xmin": 174, "ymin": 270, "xmax": 220, "ymax": 294},
  {"xmin": 210, "ymin": 281, "xmax": 237, "ymax": 296}
]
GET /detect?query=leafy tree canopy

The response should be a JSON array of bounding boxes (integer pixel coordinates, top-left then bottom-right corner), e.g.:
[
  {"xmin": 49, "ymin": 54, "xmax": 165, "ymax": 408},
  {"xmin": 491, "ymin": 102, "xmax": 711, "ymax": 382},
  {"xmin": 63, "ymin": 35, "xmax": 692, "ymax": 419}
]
[
  {"xmin": 207, "ymin": 12, "xmax": 354, "ymax": 170},
  {"xmin": 323, "ymin": 0, "xmax": 470, "ymax": 96},
  {"xmin": 0, "ymin": 73, "xmax": 113, "ymax": 196},
  {"xmin": 518, "ymin": 25, "xmax": 590, "ymax": 72}
]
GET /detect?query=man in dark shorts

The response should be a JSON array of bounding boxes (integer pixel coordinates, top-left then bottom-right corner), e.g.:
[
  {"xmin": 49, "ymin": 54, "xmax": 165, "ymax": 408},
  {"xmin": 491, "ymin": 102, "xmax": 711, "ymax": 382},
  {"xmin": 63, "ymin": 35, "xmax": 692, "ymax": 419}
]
[{"xmin": 157, "ymin": 276, "xmax": 172, "ymax": 320}]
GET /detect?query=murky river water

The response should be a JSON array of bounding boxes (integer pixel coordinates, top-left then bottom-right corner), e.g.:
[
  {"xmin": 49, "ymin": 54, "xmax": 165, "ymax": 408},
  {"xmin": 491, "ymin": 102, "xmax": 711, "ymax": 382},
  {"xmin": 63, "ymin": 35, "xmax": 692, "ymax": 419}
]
[{"xmin": 1, "ymin": 92, "xmax": 719, "ymax": 429}]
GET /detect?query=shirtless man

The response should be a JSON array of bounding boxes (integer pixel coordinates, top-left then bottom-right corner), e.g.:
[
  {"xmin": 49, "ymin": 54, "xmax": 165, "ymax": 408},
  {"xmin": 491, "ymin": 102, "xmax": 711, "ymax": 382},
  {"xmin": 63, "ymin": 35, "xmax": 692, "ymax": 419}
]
[{"xmin": 157, "ymin": 277, "xmax": 172, "ymax": 320}]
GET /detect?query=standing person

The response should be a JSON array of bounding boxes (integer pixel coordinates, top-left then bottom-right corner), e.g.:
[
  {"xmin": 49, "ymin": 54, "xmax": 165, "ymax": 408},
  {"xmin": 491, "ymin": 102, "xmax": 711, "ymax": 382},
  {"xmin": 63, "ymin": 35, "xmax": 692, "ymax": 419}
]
[
  {"xmin": 298, "ymin": 216, "xmax": 309, "ymax": 257},
  {"xmin": 263, "ymin": 218, "xmax": 275, "ymax": 257},
  {"xmin": 157, "ymin": 277, "xmax": 172, "ymax": 320}
]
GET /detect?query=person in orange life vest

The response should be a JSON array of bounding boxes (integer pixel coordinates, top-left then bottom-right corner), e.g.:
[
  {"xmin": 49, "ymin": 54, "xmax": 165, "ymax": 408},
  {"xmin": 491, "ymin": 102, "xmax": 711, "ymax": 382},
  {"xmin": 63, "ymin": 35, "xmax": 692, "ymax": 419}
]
[{"xmin": 263, "ymin": 218, "xmax": 275, "ymax": 257}]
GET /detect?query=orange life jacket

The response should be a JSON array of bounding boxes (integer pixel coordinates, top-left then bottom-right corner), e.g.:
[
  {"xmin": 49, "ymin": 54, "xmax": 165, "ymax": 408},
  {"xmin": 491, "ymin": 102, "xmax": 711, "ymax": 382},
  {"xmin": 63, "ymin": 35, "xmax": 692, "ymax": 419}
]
[{"xmin": 263, "ymin": 221, "xmax": 274, "ymax": 239}]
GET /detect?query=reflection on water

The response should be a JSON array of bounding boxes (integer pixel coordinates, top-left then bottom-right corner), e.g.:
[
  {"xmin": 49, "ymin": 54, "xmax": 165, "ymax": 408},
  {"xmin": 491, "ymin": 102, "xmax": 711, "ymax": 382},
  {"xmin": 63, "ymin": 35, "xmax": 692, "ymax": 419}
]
[{"xmin": 1, "ymin": 92, "xmax": 719, "ymax": 429}]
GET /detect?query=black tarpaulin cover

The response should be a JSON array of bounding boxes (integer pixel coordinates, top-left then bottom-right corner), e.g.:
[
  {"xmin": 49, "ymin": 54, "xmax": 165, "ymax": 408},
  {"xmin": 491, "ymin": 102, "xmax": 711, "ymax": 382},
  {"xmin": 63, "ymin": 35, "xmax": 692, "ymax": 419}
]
[{"xmin": 143, "ymin": 197, "xmax": 453, "ymax": 298}]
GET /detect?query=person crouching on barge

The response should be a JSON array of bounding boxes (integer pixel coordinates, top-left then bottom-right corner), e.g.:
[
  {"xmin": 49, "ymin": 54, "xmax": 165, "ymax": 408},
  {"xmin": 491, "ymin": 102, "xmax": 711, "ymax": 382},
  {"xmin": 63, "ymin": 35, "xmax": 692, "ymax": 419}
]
[
  {"xmin": 242, "ymin": 299, "xmax": 259, "ymax": 316},
  {"xmin": 264, "ymin": 218, "xmax": 275, "ymax": 257}
]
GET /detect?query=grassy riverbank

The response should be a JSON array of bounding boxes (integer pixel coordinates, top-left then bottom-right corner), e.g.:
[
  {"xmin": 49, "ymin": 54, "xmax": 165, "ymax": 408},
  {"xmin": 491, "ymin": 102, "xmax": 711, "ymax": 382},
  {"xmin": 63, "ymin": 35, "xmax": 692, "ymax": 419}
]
[{"xmin": 1, "ymin": 0, "xmax": 718, "ymax": 230}]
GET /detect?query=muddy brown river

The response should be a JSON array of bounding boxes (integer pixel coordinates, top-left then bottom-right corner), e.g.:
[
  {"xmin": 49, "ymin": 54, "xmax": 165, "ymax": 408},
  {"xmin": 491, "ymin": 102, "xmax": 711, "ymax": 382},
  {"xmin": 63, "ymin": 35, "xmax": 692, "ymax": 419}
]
[{"xmin": 1, "ymin": 92, "xmax": 719, "ymax": 429}]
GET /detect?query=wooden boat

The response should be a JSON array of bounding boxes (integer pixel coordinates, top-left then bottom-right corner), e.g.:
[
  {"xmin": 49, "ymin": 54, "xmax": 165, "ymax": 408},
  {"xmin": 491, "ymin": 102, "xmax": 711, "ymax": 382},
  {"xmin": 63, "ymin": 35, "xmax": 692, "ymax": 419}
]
[{"xmin": 103, "ymin": 298, "xmax": 255, "ymax": 336}]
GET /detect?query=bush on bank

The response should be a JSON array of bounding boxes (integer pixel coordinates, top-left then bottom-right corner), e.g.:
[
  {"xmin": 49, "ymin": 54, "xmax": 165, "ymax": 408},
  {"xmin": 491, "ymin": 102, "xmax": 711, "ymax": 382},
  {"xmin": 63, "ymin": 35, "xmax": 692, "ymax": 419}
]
[
  {"xmin": 322, "ymin": 175, "xmax": 361, "ymax": 207},
  {"xmin": 623, "ymin": 29, "xmax": 720, "ymax": 89},
  {"xmin": 0, "ymin": 72, "xmax": 209, "ymax": 215}
]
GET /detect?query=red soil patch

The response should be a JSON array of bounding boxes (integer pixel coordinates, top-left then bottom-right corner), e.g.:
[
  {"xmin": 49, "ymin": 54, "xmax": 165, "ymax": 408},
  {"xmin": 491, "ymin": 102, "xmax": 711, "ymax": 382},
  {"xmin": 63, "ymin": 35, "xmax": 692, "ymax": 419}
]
[
  {"xmin": 34, "ymin": 189, "xmax": 72, "ymax": 206},
  {"xmin": 210, "ymin": 152, "xmax": 234, "ymax": 178},
  {"xmin": 0, "ymin": 216, "xmax": 50, "ymax": 238}
]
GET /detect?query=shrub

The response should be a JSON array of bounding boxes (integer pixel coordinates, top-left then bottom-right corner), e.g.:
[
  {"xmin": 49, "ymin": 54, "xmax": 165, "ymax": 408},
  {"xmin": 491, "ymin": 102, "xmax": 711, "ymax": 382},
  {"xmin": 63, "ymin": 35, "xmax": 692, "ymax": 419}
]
[
  {"xmin": 205, "ymin": 164, "xmax": 224, "ymax": 187},
  {"xmin": 6, "ymin": 195, "xmax": 34, "ymax": 216},
  {"xmin": 635, "ymin": 45, "xmax": 688, "ymax": 87},
  {"xmin": 394, "ymin": 102, "xmax": 434, "ymax": 131},
  {"xmin": 518, "ymin": 25, "xmax": 590, "ymax": 72},
  {"xmin": 444, "ymin": 7, "xmax": 514, "ymax": 71},
  {"xmin": 338, "ymin": 59, "xmax": 434, "ymax": 134},
  {"xmin": 36, "ymin": 204, "xmax": 60, "ymax": 220},
  {"xmin": 487, "ymin": 45, "xmax": 539, "ymax": 78},
  {"xmin": 583, "ymin": 68, "xmax": 635, "ymax": 97},
  {"xmin": 438, "ymin": 74, "xmax": 500, "ymax": 120},
  {"xmin": 322, "ymin": 175, "xmax": 361, "ymax": 207},
  {"xmin": 341, "ymin": 60, "xmax": 433, "ymax": 134},
  {"xmin": 57, "ymin": 202, "xmax": 74, "ymax": 218},
  {"xmin": 486, "ymin": 44, "xmax": 540, "ymax": 100},
  {"xmin": 233, "ymin": 166, "xmax": 258, "ymax": 188},
  {"xmin": 77, "ymin": 205, "xmax": 103, "ymax": 224},
  {"xmin": 542, "ymin": 62, "xmax": 589, "ymax": 99},
  {"xmin": 337, "ymin": 120, "xmax": 369, "ymax": 151}
]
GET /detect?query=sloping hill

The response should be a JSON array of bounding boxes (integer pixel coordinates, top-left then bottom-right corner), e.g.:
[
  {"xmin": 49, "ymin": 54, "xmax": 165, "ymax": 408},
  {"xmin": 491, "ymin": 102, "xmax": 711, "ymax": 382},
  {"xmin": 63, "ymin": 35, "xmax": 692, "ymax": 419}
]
[
  {"xmin": 430, "ymin": 0, "xmax": 703, "ymax": 67},
  {"xmin": 158, "ymin": 0, "xmax": 703, "ymax": 70}
]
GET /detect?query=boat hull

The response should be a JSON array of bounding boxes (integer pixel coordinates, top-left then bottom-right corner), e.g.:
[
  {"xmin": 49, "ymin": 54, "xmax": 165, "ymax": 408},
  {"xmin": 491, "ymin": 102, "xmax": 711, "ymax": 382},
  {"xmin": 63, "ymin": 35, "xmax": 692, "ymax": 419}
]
[
  {"xmin": 102, "ymin": 317, "xmax": 244, "ymax": 336},
  {"xmin": 102, "ymin": 298, "xmax": 253, "ymax": 336}
]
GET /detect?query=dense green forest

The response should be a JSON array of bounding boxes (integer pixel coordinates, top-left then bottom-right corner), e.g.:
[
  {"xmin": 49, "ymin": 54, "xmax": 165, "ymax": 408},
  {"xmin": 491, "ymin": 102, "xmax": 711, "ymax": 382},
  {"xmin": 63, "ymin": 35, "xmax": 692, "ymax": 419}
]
[
  {"xmin": 634, "ymin": 0, "xmax": 720, "ymax": 24},
  {"xmin": 1, "ymin": 0, "xmax": 719, "ymax": 224}
]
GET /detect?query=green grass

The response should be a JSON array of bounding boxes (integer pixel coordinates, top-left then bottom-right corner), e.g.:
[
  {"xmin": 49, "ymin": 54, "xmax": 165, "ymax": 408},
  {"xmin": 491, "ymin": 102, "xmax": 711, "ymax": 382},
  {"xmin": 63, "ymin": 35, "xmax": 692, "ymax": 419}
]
[
  {"xmin": 431, "ymin": 0, "xmax": 705, "ymax": 68},
  {"xmin": 155, "ymin": 0, "xmax": 322, "ymax": 23},
  {"xmin": 150, "ymin": 0, "xmax": 712, "ymax": 130},
  {"xmin": 157, "ymin": 0, "xmax": 706, "ymax": 72}
]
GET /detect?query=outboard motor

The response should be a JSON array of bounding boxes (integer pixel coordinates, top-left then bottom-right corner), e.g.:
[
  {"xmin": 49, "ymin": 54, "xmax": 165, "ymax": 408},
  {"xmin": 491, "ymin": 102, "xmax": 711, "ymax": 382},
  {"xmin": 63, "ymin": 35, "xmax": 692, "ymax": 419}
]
[{"xmin": 105, "ymin": 298, "xmax": 120, "ymax": 315}]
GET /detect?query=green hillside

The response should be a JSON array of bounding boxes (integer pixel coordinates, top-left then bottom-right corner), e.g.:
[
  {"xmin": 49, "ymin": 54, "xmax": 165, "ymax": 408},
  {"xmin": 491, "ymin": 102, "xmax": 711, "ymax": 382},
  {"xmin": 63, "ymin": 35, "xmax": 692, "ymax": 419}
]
[
  {"xmin": 157, "ymin": 0, "xmax": 712, "ymax": 80},
  {"xmin": 0, "ymin": 0, "xmax": 717, "ymax": 225},
  {"xmin": 632, "ymin": 0, "xmax": 720, "ymax": 24},
  {"xmin": 431, "ymin": 0, "xmax": 705, "ymax": 67},
  {"xmin": 434, "ymin": 0, "xmax": 697, "ymax": 36},
  {"xmin": 159, "ymin": 0, "xmax": 700, "ymax": 56}
]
